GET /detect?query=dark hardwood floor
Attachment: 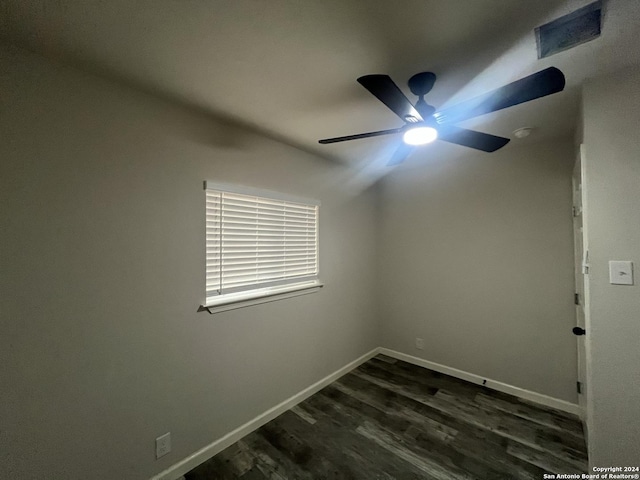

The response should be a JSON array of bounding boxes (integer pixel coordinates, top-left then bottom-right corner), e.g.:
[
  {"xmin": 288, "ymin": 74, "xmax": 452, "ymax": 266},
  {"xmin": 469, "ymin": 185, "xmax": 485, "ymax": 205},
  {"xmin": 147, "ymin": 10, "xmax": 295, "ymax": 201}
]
[{"xmin": 185, "ymin": 354, "xmax": 588, "ymax": 479}]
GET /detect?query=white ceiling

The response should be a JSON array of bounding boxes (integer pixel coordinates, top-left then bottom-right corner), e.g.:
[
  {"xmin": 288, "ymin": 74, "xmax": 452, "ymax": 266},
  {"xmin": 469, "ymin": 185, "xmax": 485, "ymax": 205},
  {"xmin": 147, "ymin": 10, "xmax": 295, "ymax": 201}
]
[{"xmin": 2, "ymin": 0, "xmax": 640, "ymax": 171}]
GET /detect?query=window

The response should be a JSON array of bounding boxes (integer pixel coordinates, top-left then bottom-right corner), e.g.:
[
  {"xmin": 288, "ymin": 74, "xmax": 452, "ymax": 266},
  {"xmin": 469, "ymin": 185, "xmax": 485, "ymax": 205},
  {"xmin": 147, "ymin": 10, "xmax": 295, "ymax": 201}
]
[{"xmin": 203, "ymin": 182, "xmax": 321, "ymax": 311}]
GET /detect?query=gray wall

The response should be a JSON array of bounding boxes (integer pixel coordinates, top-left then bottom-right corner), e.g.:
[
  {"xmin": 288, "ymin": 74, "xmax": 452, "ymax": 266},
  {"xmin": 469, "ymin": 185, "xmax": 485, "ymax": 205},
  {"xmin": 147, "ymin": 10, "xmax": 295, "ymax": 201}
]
[
  {"xmin": 1, "ymin": 42, "xmax": 598, "ymax": 480},
  {"xmin": 376, "ymin": 140, "xmax": 578, "ymax": 403},
  {"xmin": 0, "ymin": 45, "xmax": 378, "ymax": 480},
  {"xmin": 582, "ymin": 67, "xmax": 640, "ymax": 466}
]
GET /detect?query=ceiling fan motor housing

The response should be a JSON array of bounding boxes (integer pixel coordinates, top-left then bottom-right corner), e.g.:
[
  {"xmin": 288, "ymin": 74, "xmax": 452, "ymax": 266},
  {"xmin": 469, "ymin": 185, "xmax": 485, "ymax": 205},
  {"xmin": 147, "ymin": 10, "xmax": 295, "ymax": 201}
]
[{"xmin": 408, "ymin": 72, "xmax": 437, "ymax": 96}]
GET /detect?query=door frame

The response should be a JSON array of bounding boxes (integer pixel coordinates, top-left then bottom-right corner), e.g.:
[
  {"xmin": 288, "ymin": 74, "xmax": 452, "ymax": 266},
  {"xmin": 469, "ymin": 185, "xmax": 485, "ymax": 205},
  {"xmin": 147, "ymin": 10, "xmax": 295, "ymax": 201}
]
[{"xmin": 573, "ymin": 144, "xmax": 591, "ymax": 441}]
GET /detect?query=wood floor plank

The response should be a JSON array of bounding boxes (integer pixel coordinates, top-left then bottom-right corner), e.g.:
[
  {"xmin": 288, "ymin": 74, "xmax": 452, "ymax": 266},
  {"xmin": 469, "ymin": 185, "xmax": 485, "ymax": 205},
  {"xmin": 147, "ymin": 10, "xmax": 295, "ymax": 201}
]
[
  {"xmin": 290, "ymin": 405, "xmax": 317, "ymax": 425},
  {"xmin": 352, "ymin": 366, "xmax": 587, "ymax": 466},
  {"xmin": 368, "ymin": 356, "xmax": 482, "ymax": 397},
  {"xmin": 332, "ymin": 379, "xmax": 459, "ymax": 443},
  {"xmin": 342, "ymin": 369, "xmax": 565, "ymax": 479},
  {"xmin": 338, "ymin": 368, "xmax": 581, "ymax": 477},
  {"xmin": 434, "ymin": 389, "xmax": 587, "ymax": 464},
  {"xmin": 237, "ymin": 467, "xmax": 268, "ymax": 480},
  {"xmin": 356, "ymin": 421, "xmax": 476, "ymax": 480},
  {"xmin": 357, "ymin": 360, "xmax": 440, "ymax": 396},
  {"xmin": 506, "ymin": 439, "xmax": 588, "ymax": 474},
  {"xmin": 251, "ymin": 423, "xmax": 316, "ymax": 479},
  {"xmin": 444, "ymin": 428, "xmax": 547, "ymax": 480},
  {"xmin": 327, "ymin": 378, "xmax": 543, "ymax": 480},
  {"xmin": 274, "ymin": 407, "xmax": 424, "ymax": 479},
  {"xmin": 186, "ymin": 356, "xmax": 589, "ymax": 479},
  {"xmin": 321, "ymin": 384, "xmax": 522, "ymax": 480},
  {"xmin": 186, "ymin": 441, "xmax": 255, "ymax": 480},
  {"xmin": 350, "ymin": 369, "xmax": 504, "ymax": 432},
  {"xmin": 474, "ymin": 392, "xmax": 584, "ymax": 438},
  {"xmin": 308, "ymin": 390, "xmax": 462, "ymax": 480}
]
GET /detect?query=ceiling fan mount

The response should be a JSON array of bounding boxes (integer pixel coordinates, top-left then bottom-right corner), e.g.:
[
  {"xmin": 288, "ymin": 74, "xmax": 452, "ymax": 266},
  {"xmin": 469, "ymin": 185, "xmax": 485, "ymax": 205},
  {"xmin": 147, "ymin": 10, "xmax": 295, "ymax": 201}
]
[{"xmin": 319, "ymin": 67, "xmax": 566, "ymax": 165}]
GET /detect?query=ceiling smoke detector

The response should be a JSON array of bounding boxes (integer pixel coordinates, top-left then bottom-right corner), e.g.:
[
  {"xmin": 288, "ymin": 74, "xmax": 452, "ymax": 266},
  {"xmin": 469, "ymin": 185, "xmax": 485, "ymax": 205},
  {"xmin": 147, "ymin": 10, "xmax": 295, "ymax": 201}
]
[{"xmin": 513, "ymin": 127, "xmax": 533, "ymax": 139}]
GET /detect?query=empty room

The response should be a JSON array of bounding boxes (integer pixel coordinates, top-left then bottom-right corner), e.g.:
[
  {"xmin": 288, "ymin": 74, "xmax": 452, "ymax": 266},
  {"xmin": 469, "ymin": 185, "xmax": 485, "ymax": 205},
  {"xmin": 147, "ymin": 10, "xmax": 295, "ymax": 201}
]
[{"xmin": 2, "ymin": 1, "xmax": 639, "ymax": 479}]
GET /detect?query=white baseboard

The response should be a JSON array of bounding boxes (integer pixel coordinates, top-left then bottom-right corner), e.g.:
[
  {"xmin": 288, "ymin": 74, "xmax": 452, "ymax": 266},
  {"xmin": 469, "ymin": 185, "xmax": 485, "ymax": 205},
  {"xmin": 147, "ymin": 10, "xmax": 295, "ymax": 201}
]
[
  {"xmin": 150, "ymin": 348, "xmax": 379, "ymax": 480},
  {"xmin": 152, "ymin": 345, "xmax": 581, "ymax": 479},
  {"xmin": 378, "ymin": 348, "xmax": 582, "ymax": 416}
]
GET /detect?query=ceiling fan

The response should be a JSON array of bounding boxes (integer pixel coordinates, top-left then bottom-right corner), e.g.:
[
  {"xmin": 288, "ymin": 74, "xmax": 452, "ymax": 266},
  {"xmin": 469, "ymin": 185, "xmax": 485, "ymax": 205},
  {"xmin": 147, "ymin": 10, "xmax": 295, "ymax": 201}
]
[{"xmin": 319, "ymin": 67, "xmax": 566, "ymax": 165}]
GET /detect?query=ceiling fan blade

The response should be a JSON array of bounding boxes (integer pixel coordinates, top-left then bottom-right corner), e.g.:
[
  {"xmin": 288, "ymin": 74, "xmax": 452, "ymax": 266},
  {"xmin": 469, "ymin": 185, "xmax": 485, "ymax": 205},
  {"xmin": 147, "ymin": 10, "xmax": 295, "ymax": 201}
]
[
  {"xmin": 433, "ymin": 67, "xmax": 565, "ymax": 125},
  {"xmin": 319, "ymin": 127, "xmax": 403, "ymax": 144},
  {"xmin": 438, "ymin": 126, "xmax": 510, "ymax": 152},
  {"xmin": 387, "ymin": 143, "xmax": 416, "ymax": 166},
  {"xmin": 358, "ymin": 75, "xmax": 423, "ymax": 123}
]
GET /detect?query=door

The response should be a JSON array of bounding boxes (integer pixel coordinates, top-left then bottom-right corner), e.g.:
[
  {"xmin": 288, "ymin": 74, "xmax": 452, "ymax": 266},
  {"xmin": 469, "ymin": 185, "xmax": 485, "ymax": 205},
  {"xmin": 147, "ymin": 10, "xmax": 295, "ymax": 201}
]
[{"xmin": 572, "ymin": 147, "xmax": 588, "ymax": 421}]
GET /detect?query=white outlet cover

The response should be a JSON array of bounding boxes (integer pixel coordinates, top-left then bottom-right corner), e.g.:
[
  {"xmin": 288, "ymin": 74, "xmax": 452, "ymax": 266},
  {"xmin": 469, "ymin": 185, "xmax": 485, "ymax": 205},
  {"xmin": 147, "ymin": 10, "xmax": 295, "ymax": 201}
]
[
  {"xmin": 609, "ymin": 261, "xmax": 634, "ymax": 285},
  {"xmin": 155, "ymin": 432, "xmax": 171, "ymax": 459},
  {"xmin": 415, "ymin": 338, "xmax": 424, "ymax": 350}
]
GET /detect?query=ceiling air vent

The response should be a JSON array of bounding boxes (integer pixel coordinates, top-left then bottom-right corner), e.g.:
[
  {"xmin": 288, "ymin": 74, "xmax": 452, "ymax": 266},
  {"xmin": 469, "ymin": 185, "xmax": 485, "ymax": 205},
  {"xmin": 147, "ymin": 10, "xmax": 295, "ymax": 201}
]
[{"xmin": 535, "ymin": 1, "xmax": 602, "ymax": 59}]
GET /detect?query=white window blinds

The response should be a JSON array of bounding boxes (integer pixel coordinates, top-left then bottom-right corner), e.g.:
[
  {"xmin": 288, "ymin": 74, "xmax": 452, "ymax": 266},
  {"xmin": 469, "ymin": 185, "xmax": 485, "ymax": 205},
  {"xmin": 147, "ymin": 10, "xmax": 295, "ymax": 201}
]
[{"xmin": 205, "ymin": 183, "xmax": 319, "ymax": 300}]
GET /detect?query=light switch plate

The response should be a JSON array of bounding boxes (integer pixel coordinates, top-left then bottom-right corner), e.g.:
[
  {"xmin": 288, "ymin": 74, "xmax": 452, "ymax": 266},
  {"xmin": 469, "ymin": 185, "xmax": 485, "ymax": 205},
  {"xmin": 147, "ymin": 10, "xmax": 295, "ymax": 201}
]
[{"xmin": 609, "ymin": 261, "xmax": 633, "ymax": 285}]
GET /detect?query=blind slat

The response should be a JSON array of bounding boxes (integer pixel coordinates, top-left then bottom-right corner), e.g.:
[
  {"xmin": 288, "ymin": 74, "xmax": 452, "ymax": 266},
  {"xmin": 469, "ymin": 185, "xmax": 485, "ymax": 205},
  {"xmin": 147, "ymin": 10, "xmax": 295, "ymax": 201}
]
[
  {"xmin": 207, "ymin": 248, "xmax": 317, "ymax": 258},
  {"xmin": 207, "ymin": 261, "xmax": 316, "ymax": 276},
  {"xmin": 211, "ymin": 271, "xmax": 314, "ymax": 289},
  {"xmin": 206, "ymin": 254, "xmax": 314, "ymax": 266}
]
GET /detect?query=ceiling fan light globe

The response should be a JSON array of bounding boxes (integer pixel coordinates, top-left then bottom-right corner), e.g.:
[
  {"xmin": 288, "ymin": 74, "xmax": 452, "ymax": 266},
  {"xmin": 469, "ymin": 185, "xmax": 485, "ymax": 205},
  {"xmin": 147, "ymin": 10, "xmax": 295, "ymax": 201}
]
[{"xmin": 403, "ymin": 126, "xmax": 438, "ymax": 146}]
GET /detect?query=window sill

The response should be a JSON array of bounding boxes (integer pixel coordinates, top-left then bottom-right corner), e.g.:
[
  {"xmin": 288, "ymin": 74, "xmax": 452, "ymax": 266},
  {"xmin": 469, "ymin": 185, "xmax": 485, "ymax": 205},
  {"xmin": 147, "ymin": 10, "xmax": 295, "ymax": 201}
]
[{"xmin": 199, "ymin": 281, "xmax": 323, "ymax": 314}]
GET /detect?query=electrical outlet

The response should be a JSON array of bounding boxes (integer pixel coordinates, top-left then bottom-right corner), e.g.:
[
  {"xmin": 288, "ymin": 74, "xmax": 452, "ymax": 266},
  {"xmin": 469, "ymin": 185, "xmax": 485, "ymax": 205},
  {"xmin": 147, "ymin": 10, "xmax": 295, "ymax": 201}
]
[
  {"xmin": 155, "ymin": 432, "xmax": 171, "ymax": 459},
  {"xmin": 415, "ymin": 338, "xmax": 424, "ymax": 350}
]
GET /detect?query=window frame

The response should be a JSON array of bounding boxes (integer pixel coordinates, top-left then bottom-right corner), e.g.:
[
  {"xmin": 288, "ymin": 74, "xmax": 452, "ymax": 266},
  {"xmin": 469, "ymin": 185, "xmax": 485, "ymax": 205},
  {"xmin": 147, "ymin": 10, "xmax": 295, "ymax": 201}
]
[{"xmin": 201, "ymin": 182, "xmax": 322, "ymax": 313}]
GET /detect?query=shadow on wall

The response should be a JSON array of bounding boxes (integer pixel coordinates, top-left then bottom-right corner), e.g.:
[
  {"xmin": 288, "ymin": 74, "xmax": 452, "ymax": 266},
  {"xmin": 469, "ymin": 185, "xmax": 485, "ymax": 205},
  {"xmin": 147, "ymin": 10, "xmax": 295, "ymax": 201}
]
[
  {"xmin": 179, "ymin": 114, "xmax": 250, "ymax": 151},
  {"xmin": 2, "ymin": 42, "xmax": 345, "ymax": 165}
]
